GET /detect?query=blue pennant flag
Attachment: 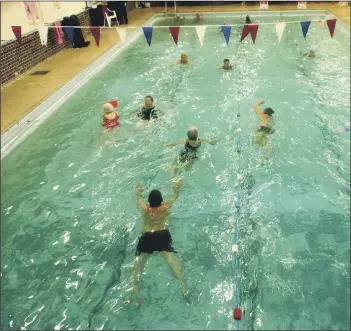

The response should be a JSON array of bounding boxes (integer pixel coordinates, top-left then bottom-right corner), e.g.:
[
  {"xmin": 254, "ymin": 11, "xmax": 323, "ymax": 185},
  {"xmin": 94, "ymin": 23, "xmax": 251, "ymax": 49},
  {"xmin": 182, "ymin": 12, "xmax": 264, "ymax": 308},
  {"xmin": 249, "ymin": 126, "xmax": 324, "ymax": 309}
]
[
  {"xmin": 300, "ymin": 21, "xmax": 311, "ymax": 39},
  {"xmin": 142, "ymin": 27, "xmax": 153, "ymax": 46},
  {"xmin": 221, "ymin": 25, "xmax": 231, "ymax": 45}
]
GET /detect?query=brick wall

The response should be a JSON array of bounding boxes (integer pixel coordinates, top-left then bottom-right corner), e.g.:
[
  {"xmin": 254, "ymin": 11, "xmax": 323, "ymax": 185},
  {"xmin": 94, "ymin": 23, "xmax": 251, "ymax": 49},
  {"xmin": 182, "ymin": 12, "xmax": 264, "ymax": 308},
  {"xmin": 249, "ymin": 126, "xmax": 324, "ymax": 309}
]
[{"xmin": 1, "ymin": 10, "xmax": 92, "ymax": 86}]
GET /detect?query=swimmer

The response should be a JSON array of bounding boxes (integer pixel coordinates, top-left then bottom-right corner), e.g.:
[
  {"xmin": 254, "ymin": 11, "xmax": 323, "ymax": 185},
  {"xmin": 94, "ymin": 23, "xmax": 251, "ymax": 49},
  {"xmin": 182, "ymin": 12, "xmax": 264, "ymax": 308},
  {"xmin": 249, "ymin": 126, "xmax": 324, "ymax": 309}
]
[
  {"xmin": 102, "ymin": 100, "xmax": 120, "ymax": 130},
  {"xmin": 304, "ymin": 50, "xmax": 315, "ymax": 58},
  {"xmin": 138, "ymin": 95, "xmax": 159, "ymax": 120},
  {"xmin": 195, "ymin": 12, "xmax": 203, "ymax": 21},
  {"xmin": 175, "ymin": 14, "xmax": 185, "ymax": 21},
  {"xmin": 166, "ymin": 126, "xmax": 217, "ymax": 180},
  {"xmin": 218, "ymin": 58, "xmax": 234, "ymax": 70},
  {"xmin": 252, "ymin": 99, "xmax": 275, "ymax": 148},
  {"xmin": 132, "ymin": 181, "xmax": 186, "ymax": 304},
  {"xmin": 175, "ymin": 53, "xmax": 192, "ymax": 65},
  {"xmin": 245, "ymin": 15, "xmax": 252, "ymax": 24}
]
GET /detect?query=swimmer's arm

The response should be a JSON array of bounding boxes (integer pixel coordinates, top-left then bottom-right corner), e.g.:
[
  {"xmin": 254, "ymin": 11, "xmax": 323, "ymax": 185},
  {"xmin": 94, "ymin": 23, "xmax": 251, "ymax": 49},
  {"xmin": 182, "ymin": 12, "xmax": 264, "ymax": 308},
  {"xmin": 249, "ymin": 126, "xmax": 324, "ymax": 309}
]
[
  {"xmin": 201, "ymin": 138, "xmax": 217, "ymax": 145},
  {"xmin": 136, "ymin": 185, "xmax": 148, "ymax": 211},
  {"xmin": 165, "ymin": 139, "xmax": 186, "ymax": 147},
  {"xmin": 164, "ymin": 181, "xmax": 181, "ymax": 208},
  {"xmin": 254, "ymin": 100, "xmax": 265, "ymax": 117}
]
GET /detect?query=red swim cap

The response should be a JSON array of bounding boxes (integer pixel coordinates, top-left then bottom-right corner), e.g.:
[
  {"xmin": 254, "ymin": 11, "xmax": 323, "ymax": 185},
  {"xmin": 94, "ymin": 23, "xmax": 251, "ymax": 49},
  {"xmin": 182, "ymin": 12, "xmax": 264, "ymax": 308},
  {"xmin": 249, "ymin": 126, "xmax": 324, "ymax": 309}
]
[{"xmin": 107, "ymin": 100, "xmax": 118, "ymax": 108}]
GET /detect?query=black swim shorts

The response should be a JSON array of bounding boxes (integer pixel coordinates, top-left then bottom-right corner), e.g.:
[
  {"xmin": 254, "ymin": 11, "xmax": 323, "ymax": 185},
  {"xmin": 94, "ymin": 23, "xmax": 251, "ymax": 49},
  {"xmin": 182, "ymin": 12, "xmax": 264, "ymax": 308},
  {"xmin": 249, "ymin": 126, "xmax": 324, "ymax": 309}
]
[{"xmin": 135, "ymin": 230, "xmax": 176, "ymax": 256}]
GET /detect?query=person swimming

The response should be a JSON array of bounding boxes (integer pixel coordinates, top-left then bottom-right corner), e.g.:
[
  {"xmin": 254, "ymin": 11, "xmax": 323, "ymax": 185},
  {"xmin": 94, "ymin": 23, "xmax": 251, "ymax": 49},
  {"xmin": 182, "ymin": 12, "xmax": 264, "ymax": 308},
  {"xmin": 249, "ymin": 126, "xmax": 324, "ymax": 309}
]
[
  {"xmin": 252, "ymin": 99, "xmax": 275, "ymax": 147},
  {"xmin": 245, "ymin": 15, "xmax": 252, "ymax": 24},
  {"xmin": 167, "ymin": 126, "xmax": 216, "ymax": 180},
  {"xmin": 218, "ymin": 58, "xmax": 234, "ymax": 70},
  {"xmin": 304, "ymin": 50, "xmax": 315, "ymax": 58},
  {"xmin": 102, "ymin": 100, "xmax": 120, "ymax": 129},
  {"xmin": 195, "ymin": 12, "xmax": 203, "ymax": 21},
  {"xmin": 176, "ymin": 53, "xmax": 192, "ymax": 65},
  {"xmin": 138, "ymin": 95, "xmax": 158, "ymax": 120},
  {"xmin": 132, "ymin": 181, "xmax": 186, "ymax": 304}
]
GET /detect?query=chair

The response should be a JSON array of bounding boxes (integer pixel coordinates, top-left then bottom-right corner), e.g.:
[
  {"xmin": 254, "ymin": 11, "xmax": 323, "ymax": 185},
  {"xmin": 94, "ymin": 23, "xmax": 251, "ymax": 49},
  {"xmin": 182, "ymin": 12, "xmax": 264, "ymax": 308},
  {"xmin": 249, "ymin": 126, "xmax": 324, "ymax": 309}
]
[{"xmin": 103, "ymin": 7, "xmax": 119, "ymax": 27}]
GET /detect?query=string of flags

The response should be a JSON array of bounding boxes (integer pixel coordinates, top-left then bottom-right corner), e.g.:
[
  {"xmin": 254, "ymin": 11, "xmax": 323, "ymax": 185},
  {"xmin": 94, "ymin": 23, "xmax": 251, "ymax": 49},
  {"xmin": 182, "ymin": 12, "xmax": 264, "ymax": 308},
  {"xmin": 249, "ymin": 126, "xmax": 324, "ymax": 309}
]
[{"xmin": 11, "ymin": 18, "xmax": 338, "ymax": 47}]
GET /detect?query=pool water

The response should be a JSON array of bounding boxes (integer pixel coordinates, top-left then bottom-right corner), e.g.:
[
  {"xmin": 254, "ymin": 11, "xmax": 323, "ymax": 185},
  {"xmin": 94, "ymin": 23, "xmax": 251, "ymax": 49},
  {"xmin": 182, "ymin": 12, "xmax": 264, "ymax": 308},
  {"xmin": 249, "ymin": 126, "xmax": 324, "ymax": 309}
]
[{"xmin": 1, "ymin": 14, "xmax": 350, "ymax": 330}]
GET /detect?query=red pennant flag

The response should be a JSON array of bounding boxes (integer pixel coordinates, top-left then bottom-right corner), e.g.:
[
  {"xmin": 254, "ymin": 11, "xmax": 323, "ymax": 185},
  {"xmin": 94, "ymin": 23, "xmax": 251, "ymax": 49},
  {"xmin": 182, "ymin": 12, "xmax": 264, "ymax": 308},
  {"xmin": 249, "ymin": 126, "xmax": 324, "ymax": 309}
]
[
  {"xmin": 240, "ymin": 25, "xmax": 251, "ymax": 42},
  {"xmin": 249, "ymin": 24, "xmax": 259, "ymax": 43},
  {"xmin": 326, "ymin": 19, "xmax": 337, "ymax": 38},
  {"xmin": 11, "ymin": 26, "xmax": 22, "ymax": 41},
  {"xmin": 169, "ymin": 26, "xmax": 180, "ymax": 44},
  {"xmin": 90, "ymin": 27, "xmax": 100, "ymax": 47}
]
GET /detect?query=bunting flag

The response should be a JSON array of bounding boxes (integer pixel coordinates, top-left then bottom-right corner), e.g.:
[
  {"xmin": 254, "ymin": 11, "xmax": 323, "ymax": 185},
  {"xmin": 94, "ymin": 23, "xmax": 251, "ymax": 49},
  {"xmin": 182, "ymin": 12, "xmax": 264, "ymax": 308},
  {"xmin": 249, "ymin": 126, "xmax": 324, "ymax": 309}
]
[
  {"xmin": 300, "ymin": 21, "xmax": 311, "ymax": 39},
  {"xmin": 116, "ymin": 27, "xmax": 127, "ymax": 43},
  {"xmin": 142, "ymin": 27, "xmax": 153, "ymax": 46},
  {"xmin": 169, "ymin": 26, "xmax": 180, "ymax": 44},
  {"xmin": 11, "ymin": 26, "xmax": 22, "ymax": 41},
  {"xmin": 90, "ymin": 27, "xmax": 101, "ymax": 47},
  {"xmin": 250, "ymin": 25, "xmax": 259, "ymax": 43},
  {"xmin": 195, "ymin": 26, "xmax": 206, "ymax": 46},
  {"xmin": 240, "ymin": 25, "xmax": 251, "ymax": 42},
  {"xmin": 326, "ymin": 19, "xmax": 337, "ymax": 38},
  {"xmin": 275, "ymin": 22, "xmax": 286, "ymax": 42},
  {"xmin": 38, "ymin": 24, "xmax": 48, "ymax": 46},
  {"xmin": 221, "ymin": 25, "xmax": 231, "ymax": 45}
]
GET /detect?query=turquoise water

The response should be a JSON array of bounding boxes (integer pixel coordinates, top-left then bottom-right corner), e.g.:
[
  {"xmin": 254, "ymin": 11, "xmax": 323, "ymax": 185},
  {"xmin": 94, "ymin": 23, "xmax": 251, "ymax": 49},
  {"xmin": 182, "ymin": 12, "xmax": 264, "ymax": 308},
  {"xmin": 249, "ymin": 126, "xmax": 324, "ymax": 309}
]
[{"xmin": 1, "ymin": 14, "xmax": 350, "ymax": 330}]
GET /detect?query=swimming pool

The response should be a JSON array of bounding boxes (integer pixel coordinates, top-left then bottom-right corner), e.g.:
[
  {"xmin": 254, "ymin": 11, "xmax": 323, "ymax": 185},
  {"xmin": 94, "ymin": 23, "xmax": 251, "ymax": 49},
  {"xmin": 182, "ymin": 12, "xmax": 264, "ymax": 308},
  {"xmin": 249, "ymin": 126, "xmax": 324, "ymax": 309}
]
[{"xmin": 1, "ymin": 11, "xmax": 350, "ymax": 330}]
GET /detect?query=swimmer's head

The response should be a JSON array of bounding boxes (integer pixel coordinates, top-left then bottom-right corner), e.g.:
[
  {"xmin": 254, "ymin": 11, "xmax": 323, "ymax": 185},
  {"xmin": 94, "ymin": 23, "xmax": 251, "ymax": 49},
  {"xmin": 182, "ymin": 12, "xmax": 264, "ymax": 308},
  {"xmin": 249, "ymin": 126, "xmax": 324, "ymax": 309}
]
[
  {"xmin": 223, "ymin": 58, "xmax": 230, "ymax": 64},
  {"xmin": 196, "ymin": 13, "xmax": 201, "ymax": 18},
  {"xmin": 148, "ymin": 190, "xmax": 163, "ymax": 207},
  {"xmin": 187, "ymin": 126, "xmax": 199, "ymax": 140},
  {"xmin": 103, "ymin": 102, "xmax": 114, "ymax": 113},
  {"xmin": 245, "ymin": 15, "xmax": 251, "ymax": 23},
  {"xmin": 263, "ymin": 107, "xmax": 274, "ymax": 116},
  {"xmin": 180, "ymin": 53, "xmax": 188, "ymax": 61},
  {"xmin": 144, "ymin": 95, "xmax": 154, "ymax": 107}
]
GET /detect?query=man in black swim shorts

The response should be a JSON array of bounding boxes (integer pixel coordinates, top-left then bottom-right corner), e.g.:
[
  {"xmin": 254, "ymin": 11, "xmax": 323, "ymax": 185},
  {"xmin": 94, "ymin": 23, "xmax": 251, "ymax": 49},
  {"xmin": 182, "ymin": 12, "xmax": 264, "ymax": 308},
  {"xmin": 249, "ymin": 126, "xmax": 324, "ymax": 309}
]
[
  {"xmin": 131, "ymin": 181, "xmax": 186, "ymax": 304},
  {"xmin": 253, "ymin": 99, "xmax": 275, "ymax": 149}
]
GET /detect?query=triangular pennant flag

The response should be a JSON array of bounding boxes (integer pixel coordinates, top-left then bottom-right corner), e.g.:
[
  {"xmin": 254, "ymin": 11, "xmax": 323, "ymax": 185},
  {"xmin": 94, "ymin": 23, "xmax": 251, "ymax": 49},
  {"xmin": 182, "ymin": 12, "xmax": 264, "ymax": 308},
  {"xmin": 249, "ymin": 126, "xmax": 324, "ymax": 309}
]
[
  {"xmin": 116, "ymin": 27, "xmax": 127, "ymax": 44},
  {"xmin": 326, "ymin": 19, "xmax": 337, "ymax": 38},
  {"xmin": 240, "ymin": 25, "xmax": 251, "ymax": 42},
  {"xmin": 169, "ymin": 26, "xmax": 180, "ymax": 45},
  {"xmin": 38, "ymin": 24, "xmax": 48, "ymax": 46},
  {"xmin": 142, "ymin": 27, "xmax": 153, "ymax": 46},
  {"xmin": 249, "ymin": 24, "xmax": 259, "ymax": 43},
  {"xmin": 195, "ymin": 26, "xmax": 206, "ymax": 46},
  {"xmin": 90, "ymin": 27, "xmax": 101, "ymax": 47},
  {"xmin": 221, "ymin": 25, "xmax": 231, "ymax": 45},
  {"xmin": 300, "ymin": 21, "xmax": 311, "ymax": 39},
  {"xmin": 275, "ymin": 22, "xmax": 286, "ymax": 42},
  {"xmin": 11, "ymin": 26, "xmax": 22, "ymax": 41}
]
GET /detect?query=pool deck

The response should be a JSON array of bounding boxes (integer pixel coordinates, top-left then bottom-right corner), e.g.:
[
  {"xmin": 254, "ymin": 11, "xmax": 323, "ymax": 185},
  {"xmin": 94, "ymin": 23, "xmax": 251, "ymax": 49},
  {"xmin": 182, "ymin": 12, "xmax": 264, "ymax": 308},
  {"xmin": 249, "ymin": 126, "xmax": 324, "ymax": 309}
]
[{"xmin": 1, "ymin": 2, "xmax": 349, "ymax": 134}]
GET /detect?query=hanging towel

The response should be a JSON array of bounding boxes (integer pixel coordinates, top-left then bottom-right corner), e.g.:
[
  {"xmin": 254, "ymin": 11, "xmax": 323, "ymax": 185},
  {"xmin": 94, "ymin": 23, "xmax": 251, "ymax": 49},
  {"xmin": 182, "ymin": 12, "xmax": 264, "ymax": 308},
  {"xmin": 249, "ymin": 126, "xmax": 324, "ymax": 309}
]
[
  {"xmin": 24, "ymin": 2, "xmax": 40, "ymax": 22},
  {"xmin": 54, "ymin": 21, "xmax": 64, "ymax": 45}
]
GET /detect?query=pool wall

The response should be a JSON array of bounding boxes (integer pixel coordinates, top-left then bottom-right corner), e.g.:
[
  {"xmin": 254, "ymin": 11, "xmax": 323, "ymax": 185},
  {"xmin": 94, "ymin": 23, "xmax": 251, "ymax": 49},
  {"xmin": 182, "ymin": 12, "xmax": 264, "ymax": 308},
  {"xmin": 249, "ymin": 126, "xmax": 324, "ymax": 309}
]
[{"xmin": 0, "ymin": 10, "xmax": 343, "ymax": 159}]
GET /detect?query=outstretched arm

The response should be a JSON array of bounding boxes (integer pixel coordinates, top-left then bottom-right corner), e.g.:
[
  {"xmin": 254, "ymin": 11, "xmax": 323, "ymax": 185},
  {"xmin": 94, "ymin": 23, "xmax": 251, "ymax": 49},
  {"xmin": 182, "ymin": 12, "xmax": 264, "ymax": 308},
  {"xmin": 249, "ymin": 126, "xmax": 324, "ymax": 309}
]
[
  {"xmin": 136, "ymin": 185, "xmax": 148, "ymax": 211},
  {"xmin": 165, "ymin": 139, "xmax": 187, "ymax": 147},
  {"xmin": 164, "ymin": 181, "xmax": 182, "ymax": 208},
  {"xmin": 254, "ymin": 99, "xmax": 265, "ymax": 114},
  {"xmin": 201, "ymin": 138, "xmax": 217, "ymax": 145}
]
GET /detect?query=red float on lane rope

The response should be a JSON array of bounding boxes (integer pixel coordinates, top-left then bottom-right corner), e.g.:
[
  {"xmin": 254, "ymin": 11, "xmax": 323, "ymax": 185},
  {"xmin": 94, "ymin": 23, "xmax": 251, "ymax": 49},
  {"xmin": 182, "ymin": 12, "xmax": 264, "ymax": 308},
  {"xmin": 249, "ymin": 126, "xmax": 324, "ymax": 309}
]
[{"xmin": 233, "ymin": 307, "xmax": 242, "ymax": 320}]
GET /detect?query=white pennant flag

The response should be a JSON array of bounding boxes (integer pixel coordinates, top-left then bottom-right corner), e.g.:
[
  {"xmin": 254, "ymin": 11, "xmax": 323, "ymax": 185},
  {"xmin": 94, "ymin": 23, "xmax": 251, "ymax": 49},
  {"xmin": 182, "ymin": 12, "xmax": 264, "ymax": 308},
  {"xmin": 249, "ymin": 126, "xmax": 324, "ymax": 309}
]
[
  {"xmin": 38, "ymin": 24, "xmax": 48, "ymax": 46},
  {"xmin": 195, "ymin": 26, "xmax": 206, "ymax": 46},
  {"xmin": 116, "ymin": 27, "xmax": 127, "ymax": 44},
  {"xmin": 275, "ymin": 22, "xmax": 286, "ymax": 42}
]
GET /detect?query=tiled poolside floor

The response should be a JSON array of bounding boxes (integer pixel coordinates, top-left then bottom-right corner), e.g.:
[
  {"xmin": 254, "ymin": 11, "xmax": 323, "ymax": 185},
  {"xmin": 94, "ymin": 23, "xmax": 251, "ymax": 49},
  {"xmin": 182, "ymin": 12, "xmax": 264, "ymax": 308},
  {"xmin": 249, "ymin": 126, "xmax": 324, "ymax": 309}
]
[{"xmin": 1, "ymin": 2, "xmax": 349, "ymax": 133}]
